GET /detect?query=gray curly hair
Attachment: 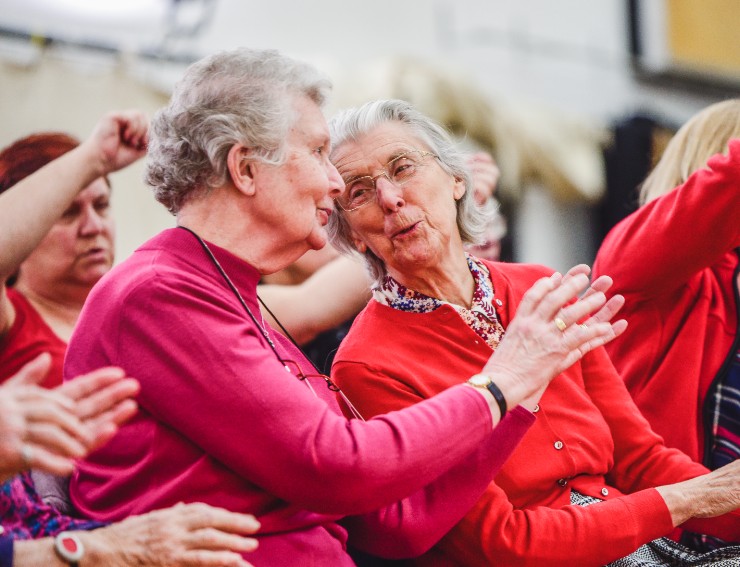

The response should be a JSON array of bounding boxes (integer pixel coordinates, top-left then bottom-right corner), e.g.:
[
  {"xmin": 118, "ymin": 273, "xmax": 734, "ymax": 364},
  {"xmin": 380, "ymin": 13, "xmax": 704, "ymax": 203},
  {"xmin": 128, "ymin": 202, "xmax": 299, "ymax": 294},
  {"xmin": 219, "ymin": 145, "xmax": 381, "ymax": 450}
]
[
  {"xmin": 327, "ymin": 99, "xmax": 491, "ymax": 284},
  {"xmin": 146, "ymin": 48, "xmax": 332, "ymax": 214}
]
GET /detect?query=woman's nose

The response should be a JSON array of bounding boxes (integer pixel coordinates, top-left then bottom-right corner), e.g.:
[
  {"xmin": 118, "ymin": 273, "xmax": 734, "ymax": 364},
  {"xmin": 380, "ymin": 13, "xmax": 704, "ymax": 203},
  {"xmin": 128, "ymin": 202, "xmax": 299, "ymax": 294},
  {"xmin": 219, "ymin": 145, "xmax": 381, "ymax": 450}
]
[
  {"xmin": 375, "ymin": 175, "xmax": 405, "ymax": 212},
  {"xmin": 78, "ymin": 208, "xmax": 105, "ymax": 235},
  {"xmin": 327, "ymin": 161, "xmax": 345, "ymax": 199}
]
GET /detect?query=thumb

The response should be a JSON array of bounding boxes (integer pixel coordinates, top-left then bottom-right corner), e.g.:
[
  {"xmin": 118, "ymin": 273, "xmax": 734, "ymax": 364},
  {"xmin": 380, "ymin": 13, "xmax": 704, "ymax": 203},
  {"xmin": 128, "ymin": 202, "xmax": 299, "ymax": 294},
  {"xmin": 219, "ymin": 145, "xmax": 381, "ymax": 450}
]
[{"xmin": 5, "ymin": 353, "xmax": 52, "ymax": 386}]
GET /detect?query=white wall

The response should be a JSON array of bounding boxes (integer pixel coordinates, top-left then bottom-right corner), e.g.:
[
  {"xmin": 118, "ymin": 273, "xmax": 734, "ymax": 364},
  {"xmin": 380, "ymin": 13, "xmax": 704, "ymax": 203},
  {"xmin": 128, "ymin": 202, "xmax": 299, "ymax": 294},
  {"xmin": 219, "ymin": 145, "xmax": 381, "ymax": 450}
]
[{"xmin": 0, "ymin": 0, "xmax": 730, "ymax": 271}]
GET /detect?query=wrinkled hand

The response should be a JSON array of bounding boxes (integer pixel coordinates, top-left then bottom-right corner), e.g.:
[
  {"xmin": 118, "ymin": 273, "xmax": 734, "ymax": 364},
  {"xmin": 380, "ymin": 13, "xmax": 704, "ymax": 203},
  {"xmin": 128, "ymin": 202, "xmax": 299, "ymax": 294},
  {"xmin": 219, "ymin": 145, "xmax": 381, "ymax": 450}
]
[
  {"xmin": 0, "ymin": 353, "xmax": 139, "ymax": 481},
  {"xmin": 481, "ymin": 266, "xmax": 626, "ymax": 408},
  {"xmin": 466, "ymin": 151, "xmax": 500, "ymax": 205},
  {"xmin": 83, "ymin": 109, "xmax": 149, "ymax": 176},
  {"xmin": 87, "ymin": 502, "xmax": 260, "ymax": 567},
  {"xmin": 657, "ymin": 460, "xmax": 740, "ymax": 527}
]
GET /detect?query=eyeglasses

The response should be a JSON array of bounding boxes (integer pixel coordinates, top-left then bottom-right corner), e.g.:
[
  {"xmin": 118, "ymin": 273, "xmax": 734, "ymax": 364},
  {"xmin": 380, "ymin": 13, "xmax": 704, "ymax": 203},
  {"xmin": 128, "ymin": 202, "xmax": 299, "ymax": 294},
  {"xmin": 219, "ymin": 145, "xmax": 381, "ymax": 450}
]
[
  {"xmin": 280, "ymin": 358, "xmax": 365, "ymax": 421},
  {"xmin": 335, "ymin": 150, "xmax": 438, "ymax": 212}
]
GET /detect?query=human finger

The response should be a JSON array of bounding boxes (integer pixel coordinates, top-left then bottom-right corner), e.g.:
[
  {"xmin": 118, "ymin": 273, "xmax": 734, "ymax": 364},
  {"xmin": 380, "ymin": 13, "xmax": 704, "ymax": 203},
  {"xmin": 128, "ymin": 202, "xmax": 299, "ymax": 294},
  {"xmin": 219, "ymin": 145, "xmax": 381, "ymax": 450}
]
[
  {"xmin": 18, "ymin": 390, "xmax": 87, "ymax": 442},
  {"xmin": 24, "ymin": 422, "xmax": 87, "ymax": 459},
  {"xmin": 73, "ymin": 377, "xmax": 140, "ymax": 421},
  {"xmin": 555, "ymin": 290, "xmax": 607, "ymax": 329},
  {"xmin": 84, "ymin": 400, "xmax": 139, "ymax": 451},
  {"xmin": 178, "ymin": 503, "xmax": 261, "ymax": 534},
  {"xmin": 4, "ymin": 353, "xmax": 52, "ymax": 387},
  {"xmin": 555, "ymin": 292, "xmax": 627, "ymax": 344},
  {"xmin": 20, "ymin": 444, "xmax": 75, "ymax": 477},
  {"xmin": 561, "ymin": 264, "xmax": 590, "ymax": 282},
  {"xmin": 186, "ymin": 528, "xmax": 259, "ymax": 553},
  {"xmin": 583, "ymin": 294, "xmax": 625, "ymax": 327},
  {"xmin": 57, "ymin": 366, "xmax": 126, "ymax": 402},
  {"xmin": 558, "ymin": 321, "xmax": 626, "ymax": 368},
  {"xmin": 534, "ymin": 272, "xmax": 591, "ymax": 320},
  {"xmin": 514, "ymin": 273, "xmax": 561, "ymax": 318},
  {"xmin": 119, "ymin": 111, "xmax": 149, "ymax": 150}
]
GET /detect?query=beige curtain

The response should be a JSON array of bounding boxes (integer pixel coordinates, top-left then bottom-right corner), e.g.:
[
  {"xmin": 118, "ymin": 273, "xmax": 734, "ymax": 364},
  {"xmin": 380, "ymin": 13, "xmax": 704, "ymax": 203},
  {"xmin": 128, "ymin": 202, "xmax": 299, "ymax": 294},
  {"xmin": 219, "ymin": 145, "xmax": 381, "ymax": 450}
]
[{"xmin": 0, "ymin": 54, "xmax": 173, "ymax": 265}]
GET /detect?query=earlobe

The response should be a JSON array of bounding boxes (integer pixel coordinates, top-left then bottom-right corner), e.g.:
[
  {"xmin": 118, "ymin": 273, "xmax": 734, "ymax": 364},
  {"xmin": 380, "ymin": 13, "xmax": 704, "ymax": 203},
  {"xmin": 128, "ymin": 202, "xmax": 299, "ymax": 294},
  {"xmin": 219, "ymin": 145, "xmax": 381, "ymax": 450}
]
[
  {"xmin": 350, "ymin": 231, "xmax": 367, "ymax": 254},
  {"xmin": 227, "ymin": 144, "xmax": 256, "ymax": 196},
  {"xmin": 453, "ymin": 177, "xmax": 466, "ymax": 201}
]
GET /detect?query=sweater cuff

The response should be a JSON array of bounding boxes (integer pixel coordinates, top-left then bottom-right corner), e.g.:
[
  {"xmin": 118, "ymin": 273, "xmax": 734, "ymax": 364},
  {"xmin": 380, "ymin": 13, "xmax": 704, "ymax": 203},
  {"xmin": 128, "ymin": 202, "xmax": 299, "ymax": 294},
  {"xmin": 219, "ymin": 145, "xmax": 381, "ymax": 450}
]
[
  {"xmin": 623, "ymin": 488, "xmax": 675, "ymax": 545},
  {"xmin": 0, "ymin": 536, "xmax": 13, "ymax": 567}
]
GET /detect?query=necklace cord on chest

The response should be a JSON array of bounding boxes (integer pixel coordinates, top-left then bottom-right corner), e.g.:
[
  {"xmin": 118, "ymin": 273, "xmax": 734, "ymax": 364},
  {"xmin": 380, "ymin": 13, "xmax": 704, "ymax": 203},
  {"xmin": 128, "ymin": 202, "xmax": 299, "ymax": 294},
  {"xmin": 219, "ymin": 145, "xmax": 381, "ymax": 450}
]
[{"xmin": 176, "ymin": 226, "xmax": 364, "ymax": 420}]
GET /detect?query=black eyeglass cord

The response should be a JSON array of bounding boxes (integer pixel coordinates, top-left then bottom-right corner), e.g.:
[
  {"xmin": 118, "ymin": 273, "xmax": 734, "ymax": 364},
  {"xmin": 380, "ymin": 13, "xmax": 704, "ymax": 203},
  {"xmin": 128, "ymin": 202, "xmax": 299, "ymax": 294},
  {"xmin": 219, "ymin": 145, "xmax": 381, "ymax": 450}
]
[{"xmin": 176, "ymin": 225, "xmax": 364, "ymax": 421}]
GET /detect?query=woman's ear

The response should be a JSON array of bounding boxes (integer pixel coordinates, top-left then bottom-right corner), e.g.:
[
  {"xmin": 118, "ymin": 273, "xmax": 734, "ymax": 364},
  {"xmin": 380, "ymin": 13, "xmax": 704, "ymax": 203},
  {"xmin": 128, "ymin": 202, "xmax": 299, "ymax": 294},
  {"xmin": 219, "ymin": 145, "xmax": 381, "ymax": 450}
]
[
  {"xmin": 350, "ymin": 229, "xmax": 368, "ymax": 254},
  {"xmin": 227, "ymin": 144, "xmax": 256, "ymax": 196},
  {"xmin": 453, "ymin": 176, "xmax": 466, "ymax": 201}
]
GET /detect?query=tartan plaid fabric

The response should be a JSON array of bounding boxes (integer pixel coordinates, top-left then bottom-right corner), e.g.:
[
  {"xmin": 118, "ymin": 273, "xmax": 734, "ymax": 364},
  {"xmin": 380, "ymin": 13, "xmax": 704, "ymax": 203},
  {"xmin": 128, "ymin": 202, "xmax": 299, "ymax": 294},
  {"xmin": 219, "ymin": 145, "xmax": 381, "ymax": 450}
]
[
  {"xmin": 571, "ymin": 491, "xmax": 740, "ymax": 566},
  {"xmin": 709, "ymin": 346, "xmax": 740, "ymax": 470}
]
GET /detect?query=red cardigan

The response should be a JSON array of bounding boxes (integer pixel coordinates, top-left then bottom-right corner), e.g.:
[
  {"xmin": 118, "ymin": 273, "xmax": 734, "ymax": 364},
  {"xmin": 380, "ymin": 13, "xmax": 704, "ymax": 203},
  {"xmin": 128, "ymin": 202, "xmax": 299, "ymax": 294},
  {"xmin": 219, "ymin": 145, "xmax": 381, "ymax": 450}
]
[
  {"xmin": 333, "ymin": 260, "xmax": 740, "ymax": 567},
  {"xmin": 593, "ymin": 141, "xmax": 740, "ymax": 465}
]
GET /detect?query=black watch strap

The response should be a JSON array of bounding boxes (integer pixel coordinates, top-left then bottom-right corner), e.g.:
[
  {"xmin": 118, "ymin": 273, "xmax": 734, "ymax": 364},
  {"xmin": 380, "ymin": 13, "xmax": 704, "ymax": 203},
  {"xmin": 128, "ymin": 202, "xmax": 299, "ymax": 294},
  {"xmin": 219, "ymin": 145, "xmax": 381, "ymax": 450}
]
[{"xmin": 484, "ymin": 380, "xmax": 507, "ymax": 420}]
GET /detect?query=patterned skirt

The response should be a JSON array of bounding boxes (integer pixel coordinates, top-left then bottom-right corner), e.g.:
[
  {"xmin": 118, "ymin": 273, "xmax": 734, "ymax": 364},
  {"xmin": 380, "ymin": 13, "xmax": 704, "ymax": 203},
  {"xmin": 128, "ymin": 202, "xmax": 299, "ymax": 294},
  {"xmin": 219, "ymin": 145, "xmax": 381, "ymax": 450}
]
[{"xmin": 571, "ymin": 491, "xmax": 740, "ymax": 566}]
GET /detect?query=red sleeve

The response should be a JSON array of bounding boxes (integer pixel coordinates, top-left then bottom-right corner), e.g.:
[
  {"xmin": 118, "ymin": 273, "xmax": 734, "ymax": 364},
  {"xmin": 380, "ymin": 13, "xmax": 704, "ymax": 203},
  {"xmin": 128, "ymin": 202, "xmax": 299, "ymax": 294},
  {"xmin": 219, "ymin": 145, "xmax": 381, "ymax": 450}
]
[
  {"xmin": 437, "ymin": 483, "xmax": 671, "ymax": 567},
  {"xmin": 582, "ymin": 348, "xmax": 740, "ymax": 543},
  {"xmin": 340, "ymin": 364, "xmax": 534, "ymax": 557},
  {"xmin": 593, "ymin": 139, "xmax": 740, "ymax": 298}
]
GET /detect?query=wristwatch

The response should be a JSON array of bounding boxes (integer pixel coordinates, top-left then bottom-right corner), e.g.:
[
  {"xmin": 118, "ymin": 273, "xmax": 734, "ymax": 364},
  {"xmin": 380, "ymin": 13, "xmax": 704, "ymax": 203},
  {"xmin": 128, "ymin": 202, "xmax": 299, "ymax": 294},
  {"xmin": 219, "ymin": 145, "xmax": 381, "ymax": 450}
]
[
  {"xmin": 467, "ymin": 373, "xmax": 507, "ymax": 419},
  {"xmin": 54, "ymin": 531, "xmax": 84, "ymax": 566}
]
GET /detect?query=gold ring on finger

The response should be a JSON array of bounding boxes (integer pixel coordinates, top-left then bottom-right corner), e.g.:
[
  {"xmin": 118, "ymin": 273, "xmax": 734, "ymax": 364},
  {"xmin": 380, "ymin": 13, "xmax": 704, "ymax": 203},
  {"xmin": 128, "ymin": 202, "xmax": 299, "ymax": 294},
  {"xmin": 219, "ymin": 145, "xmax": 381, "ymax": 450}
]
[{"xmin": 554, "ymin": 317, "xmax": 567, "ymax": 332}]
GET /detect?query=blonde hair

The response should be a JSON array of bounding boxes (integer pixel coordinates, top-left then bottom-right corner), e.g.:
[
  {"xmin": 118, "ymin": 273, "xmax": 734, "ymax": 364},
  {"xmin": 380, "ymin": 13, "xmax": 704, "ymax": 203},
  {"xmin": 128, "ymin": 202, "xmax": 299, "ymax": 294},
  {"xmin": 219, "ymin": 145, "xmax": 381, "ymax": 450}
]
[{"xmin": 639, "ymin": 99, "xmax": 740, "ymax": 206}]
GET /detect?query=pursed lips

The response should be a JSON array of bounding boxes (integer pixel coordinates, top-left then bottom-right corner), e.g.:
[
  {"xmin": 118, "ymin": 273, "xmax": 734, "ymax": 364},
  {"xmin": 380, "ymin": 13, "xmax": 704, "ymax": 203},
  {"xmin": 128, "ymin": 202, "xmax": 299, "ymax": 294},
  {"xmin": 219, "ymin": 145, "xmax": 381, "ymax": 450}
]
[
  {"xmin": 316, "ymin": 207, "xmax": 333, "ymax": 225},
  {"xmin": 389, "ymin": 220, "xmax": 421, "ymax": 239}
]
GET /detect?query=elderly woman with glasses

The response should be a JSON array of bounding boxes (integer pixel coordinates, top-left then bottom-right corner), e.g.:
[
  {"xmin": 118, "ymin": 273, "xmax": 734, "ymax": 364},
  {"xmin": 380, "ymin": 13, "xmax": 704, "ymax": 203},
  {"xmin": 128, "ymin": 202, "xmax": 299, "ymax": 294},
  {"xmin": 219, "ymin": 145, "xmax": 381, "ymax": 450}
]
[
  {"xmin": 328, "ymin": 99, "xmax": 740, "ymax": 567},
  {"xmin": 64, "ymin": 49, "xmax": 624, "ymax": 566}
]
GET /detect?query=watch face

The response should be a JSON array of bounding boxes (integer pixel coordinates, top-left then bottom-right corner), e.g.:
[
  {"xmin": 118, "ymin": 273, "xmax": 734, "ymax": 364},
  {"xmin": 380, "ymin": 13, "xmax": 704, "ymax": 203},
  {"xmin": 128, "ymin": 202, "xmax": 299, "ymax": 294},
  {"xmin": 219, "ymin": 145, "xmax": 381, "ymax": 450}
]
[
  {"xmin": 55, "ymin": 531, "xmax": 84, "ymax": 563},
  {"xmin": 469, "ymin": 373, "xmax": 491, "ymax": 387}
]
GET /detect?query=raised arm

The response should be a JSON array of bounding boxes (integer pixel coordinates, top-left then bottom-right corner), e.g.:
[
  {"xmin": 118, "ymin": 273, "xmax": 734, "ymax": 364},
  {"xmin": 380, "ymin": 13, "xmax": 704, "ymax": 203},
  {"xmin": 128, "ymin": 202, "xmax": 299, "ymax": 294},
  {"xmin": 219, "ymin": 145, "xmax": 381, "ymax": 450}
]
[
  {"xmin": 0, "ymin": 110, "xmax": 148, "ymax": 332},
  {"xmin": 0, "ymin": 110, "xmax": 147, "ymax": 282},
  {"xmin": 258, "ymin": 255, "xmax": 371, "ymax": 344},
  {"xmin": 593, "ymin": 139, "xmax": 740, "ymax": 299}
]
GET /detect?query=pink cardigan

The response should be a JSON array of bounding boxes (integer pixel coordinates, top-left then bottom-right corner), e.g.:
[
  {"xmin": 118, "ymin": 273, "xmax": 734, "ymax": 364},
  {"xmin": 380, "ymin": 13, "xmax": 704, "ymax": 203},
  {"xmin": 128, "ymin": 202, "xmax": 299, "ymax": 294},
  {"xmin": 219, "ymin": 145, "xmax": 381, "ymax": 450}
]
[{"xmin": 65, "ymin": 228, "xmax": 534, "ymax": 565}]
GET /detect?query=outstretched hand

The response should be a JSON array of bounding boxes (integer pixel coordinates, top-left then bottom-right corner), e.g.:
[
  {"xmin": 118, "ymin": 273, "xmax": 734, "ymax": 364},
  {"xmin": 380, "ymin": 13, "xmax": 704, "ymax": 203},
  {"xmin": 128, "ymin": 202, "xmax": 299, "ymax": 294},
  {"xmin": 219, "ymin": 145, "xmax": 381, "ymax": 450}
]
[
  {"xmin": 0, "ymin": 353, "xmax": 139, "ymax": 481},
  {"xmin": 481, "ymin": 266, "xmax": 626, "ymax": 410}
]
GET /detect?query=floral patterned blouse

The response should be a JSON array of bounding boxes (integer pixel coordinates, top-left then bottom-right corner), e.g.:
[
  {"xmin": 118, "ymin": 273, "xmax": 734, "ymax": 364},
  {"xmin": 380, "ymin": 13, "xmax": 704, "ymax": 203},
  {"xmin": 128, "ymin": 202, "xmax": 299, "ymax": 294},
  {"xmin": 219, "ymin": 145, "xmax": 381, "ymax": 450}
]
[{"xmin": 373, "ymin": 255, "xmax": 505, "ymax": 349}]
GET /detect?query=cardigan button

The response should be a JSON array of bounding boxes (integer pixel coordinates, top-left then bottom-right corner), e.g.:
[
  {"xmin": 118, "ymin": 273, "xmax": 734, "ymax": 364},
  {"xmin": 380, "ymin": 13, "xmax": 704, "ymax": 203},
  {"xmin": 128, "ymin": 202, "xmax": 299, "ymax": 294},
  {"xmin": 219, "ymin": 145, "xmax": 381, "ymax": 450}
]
[
  {"xmin": 601, "ymin": 487, "xmax": 609, "ymax": 497},
  {"xmin": 495, "ymin": 299, "xmax": 503, "ymax": 306},
  {"xmin": 533, "ymin": 404, "xmax": 540, "ymax": 413},
  {"xmin": 554, "ymin": 441, "xmax": 564, "ymax": 450},
  {"xmin": 557, "ymin": 478, "xmax": 568, "ymax": 487}
]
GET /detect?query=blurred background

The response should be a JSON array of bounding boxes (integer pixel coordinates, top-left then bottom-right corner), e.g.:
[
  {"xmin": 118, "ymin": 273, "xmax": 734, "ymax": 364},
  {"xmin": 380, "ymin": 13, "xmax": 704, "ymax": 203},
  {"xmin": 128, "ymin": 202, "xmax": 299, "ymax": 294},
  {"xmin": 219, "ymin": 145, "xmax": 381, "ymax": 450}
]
[{"xmin": 1, "ymin": 0, "xmax": 738, "ymax": 272}]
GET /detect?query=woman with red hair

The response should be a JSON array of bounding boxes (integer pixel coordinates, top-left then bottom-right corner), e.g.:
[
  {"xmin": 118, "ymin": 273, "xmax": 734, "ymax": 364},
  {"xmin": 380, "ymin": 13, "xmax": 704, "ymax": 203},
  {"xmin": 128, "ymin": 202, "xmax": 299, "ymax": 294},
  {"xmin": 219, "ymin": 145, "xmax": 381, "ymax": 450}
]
[{"xmin": 0, "ymin": 111, "xmax": 148, "ymax": 387}]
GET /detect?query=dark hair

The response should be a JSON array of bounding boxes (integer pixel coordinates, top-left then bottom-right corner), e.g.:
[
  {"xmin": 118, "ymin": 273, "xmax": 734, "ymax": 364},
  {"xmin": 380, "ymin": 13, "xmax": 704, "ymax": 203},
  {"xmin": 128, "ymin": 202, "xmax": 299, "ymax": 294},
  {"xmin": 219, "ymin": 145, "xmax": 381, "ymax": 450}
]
[{"xmin": 0, "ymin": 132, "xmax": 80, "ymax": 195}]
